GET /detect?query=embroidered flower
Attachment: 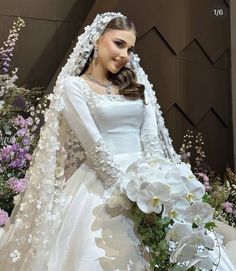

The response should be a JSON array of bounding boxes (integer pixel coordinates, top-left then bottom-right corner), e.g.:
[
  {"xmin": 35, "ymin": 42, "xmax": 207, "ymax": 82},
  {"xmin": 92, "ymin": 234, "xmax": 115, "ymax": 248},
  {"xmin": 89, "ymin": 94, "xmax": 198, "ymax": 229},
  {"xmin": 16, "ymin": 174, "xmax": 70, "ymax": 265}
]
[{"xmin": 10, "ymin": 249, "xmax": 21, "ymax": 262}]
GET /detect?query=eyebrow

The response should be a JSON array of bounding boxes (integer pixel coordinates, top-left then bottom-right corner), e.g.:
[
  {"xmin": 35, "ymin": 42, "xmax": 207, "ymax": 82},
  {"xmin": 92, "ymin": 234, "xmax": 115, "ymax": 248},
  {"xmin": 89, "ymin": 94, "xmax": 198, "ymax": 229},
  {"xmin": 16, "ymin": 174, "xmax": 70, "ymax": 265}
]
[{"xmin": 114, "ymin": 38, "xmax": 135, "ymax": 50}]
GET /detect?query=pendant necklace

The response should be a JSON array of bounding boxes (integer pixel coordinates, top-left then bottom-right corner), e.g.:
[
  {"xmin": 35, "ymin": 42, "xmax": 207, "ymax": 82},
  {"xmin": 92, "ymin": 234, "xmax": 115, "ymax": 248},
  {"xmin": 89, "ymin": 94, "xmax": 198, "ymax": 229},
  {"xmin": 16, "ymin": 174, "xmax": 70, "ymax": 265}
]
[{"xmin": 85, "ymin": 72, "xmax": 113, "ymax": 95}]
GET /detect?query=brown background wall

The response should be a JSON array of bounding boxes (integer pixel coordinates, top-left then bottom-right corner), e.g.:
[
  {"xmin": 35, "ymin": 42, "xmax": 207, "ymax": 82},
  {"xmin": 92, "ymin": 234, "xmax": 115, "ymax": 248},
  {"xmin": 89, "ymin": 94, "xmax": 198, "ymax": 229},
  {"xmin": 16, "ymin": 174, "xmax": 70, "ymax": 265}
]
[
  {"xmin": 230, "ymin": 0, "xmax": 236, "ymax": 169},
  {"xmin": 0, "ymin": 0, "xmax": 95, "ymax": 87},
  {"xmin": 0, "ymin": 0, "xmax": 233, "ymax": 172}
]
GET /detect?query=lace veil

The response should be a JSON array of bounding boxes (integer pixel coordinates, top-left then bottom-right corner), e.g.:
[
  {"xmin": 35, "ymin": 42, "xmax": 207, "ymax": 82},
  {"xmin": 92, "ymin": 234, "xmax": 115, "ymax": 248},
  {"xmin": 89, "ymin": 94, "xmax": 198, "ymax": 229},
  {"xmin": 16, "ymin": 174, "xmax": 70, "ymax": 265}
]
[{"xmin": 0, "ymin": 12, "xmax": 180, "ymax": 270}]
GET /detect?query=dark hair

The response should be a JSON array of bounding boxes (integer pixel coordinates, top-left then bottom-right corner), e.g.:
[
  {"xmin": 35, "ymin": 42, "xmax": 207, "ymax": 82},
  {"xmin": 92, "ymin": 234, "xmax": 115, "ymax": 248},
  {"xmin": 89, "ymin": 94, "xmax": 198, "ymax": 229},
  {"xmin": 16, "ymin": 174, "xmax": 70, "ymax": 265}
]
[{"xmin": 80, "ymin": 16, "xmax": 145, "ymax": 101}]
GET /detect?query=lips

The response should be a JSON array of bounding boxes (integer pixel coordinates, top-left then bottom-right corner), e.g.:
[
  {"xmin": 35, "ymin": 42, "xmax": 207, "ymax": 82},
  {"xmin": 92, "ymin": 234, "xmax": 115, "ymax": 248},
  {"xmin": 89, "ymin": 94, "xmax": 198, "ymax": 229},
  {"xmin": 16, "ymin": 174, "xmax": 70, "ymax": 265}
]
[{"xmin": 113, "ymin": 59, "xmax": 124, "ymax": 67}]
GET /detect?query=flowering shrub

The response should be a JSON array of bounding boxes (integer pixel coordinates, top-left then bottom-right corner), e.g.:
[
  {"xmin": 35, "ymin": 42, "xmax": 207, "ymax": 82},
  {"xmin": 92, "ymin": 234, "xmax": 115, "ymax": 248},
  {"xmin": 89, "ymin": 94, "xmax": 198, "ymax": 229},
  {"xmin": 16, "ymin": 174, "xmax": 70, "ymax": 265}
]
[
  {"xmin": 179, "ymin": 130, "xmax": 236, "ymax": 227},
  {"xmin": 0, "ymin": 18, "xmax": 50, "ymax": 224},
  {"xmin": 0, "ymin": 18, "xmax": 25, "ymax": 74}
]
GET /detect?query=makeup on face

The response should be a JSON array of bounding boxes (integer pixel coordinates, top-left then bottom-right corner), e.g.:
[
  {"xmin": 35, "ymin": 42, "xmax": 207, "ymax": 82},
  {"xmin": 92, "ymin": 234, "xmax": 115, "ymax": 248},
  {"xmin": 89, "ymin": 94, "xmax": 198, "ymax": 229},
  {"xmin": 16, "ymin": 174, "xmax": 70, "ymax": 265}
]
[{"xmin": 98, "ymin": 30, "xmax": 136, "ymax": 74}]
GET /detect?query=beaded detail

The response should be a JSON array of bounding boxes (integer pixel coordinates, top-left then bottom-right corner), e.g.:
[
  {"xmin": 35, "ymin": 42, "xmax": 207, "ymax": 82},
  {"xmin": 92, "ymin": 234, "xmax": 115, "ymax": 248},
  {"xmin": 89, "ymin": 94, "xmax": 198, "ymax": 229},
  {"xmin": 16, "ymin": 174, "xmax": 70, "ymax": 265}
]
[
  {"xmin": 85, "ymin": 139, "xmax": 123, "ymax": 188},
  {"xmin": 141, "ymin": 133, "xmax": 165, "ymax": 159}
]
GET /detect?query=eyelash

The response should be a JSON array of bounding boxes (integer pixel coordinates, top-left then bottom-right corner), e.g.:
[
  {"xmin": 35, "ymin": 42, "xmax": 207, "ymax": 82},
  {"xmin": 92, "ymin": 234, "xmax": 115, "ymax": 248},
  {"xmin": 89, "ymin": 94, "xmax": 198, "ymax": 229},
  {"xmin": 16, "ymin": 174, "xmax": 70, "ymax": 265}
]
[{"xmin": 114, "ymin": 41, "xmax": 134, "ymax": 54}]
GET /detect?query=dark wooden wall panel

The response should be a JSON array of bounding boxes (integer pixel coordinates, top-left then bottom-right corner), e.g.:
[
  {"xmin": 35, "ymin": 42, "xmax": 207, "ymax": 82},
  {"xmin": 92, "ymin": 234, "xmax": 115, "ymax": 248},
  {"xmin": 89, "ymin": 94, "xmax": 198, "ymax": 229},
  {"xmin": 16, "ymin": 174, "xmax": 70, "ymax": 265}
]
[{"xmin": 0, "ymin": 0, "xmax": 95, "ymax": 87}]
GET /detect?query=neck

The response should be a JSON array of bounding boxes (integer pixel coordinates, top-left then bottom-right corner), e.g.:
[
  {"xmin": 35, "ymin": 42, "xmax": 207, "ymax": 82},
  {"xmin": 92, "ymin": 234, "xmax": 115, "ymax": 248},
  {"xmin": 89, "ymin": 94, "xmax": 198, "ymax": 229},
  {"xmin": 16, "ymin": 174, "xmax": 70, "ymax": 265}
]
[{"xmin": 87, "ymin": 61, "xmax": 109, "ymax": 83}]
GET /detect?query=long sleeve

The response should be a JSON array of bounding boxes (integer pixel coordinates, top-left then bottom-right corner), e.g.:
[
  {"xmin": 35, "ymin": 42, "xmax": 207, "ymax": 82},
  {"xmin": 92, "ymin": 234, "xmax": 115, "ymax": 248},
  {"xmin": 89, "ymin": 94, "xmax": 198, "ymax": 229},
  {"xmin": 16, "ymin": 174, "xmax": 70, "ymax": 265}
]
[
  {"xmin": 61, "ymin": 76, "xmax": 123, "ymax": 189},
  {"xmin": 140, "ymin": 91, "xmax": 165, "ymax": 159}
]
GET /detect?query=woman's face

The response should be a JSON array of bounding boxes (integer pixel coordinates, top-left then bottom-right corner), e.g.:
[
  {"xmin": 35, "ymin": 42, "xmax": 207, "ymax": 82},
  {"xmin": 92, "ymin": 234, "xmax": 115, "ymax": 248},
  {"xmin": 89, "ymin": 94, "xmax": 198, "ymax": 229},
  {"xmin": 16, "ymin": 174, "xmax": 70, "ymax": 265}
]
[{"xmin": 96, "ymin": 29, "xmax": 136, "ymax": 74}]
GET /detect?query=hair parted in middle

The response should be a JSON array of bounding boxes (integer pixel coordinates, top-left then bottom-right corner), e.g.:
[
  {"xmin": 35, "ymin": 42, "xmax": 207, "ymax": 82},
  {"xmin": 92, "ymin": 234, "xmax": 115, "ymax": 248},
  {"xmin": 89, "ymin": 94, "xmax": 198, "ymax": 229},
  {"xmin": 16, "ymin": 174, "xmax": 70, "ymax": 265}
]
[{"xmin": 79, "ymin": 16, "xmax": 145, "ymax": 102}]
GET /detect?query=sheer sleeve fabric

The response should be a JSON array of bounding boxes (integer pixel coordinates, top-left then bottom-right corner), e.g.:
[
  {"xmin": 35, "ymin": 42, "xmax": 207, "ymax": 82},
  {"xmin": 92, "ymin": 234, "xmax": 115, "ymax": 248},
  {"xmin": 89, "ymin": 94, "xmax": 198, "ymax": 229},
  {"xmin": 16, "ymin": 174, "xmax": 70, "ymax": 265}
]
[
  {"xmin": 61, "ymin": 76, "xmax": 123, "ymax": 188},
  {"xmin": 140, "ymin": 91, "xmax": 165, "ymax": 159}
]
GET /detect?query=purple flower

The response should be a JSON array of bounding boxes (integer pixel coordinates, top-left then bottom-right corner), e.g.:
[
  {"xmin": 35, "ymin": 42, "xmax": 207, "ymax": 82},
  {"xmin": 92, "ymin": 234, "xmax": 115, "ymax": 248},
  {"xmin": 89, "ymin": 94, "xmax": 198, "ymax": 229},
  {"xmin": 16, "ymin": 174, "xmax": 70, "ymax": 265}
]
[
  {"xmin": 9, "ymin": 158, "xmax": 26, "ymax": 168},
  {"xmin": 25, "ymin": 153, "xmax": 32, "ymax": 161},
  {"xmin": 223, "ymin": 202, "xmax": 234, "ymax": 214},
  {"xmin": 13, "ymin": 116, "xmax": 27, "ymax": 128},
  {"xmin": 8, "ymin": 177, "xmax": 27, "ymax": 193},
  {"xmin": 22, "ymin": 136, "xmax": 30, "ymax": 146},
  {"xmin": 11, "ymin": 143, "xmax": 20, "ymax": 152},
  {"xmin": 1, "ymin": 145, "xmax": 14, "ymax": 160},
  {"xmin": 16, "ymin": 128, "xmax": 27, "ymax": 137},
  {"xmin": 26, "ymin": 117, "xmax": 33, "ymax": 126},
  {"xmin": 13, "ymin": 95, "xmax": 26, "ymax": 110},
  {"xmin": 0, "ymin": 209, "xmax": 9, "ymax": 226}
]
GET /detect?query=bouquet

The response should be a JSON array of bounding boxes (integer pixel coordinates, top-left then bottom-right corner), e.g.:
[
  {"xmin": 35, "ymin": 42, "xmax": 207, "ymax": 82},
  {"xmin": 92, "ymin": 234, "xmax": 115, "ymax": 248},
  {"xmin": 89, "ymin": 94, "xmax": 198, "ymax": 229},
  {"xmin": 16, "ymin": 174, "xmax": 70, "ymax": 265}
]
[{"xmin": 107, "ymin": 156, "xmax": 218, "ymax": 271}]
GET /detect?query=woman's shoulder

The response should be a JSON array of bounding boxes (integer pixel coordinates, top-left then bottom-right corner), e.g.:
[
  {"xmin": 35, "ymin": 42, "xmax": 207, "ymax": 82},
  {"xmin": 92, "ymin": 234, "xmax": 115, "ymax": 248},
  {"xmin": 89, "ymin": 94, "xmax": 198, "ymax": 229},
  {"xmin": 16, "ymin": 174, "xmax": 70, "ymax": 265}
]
[
  {"xmin": 63, "ymin": 75, "xmax": 84, "ymax": 85},
  {"xmin": 63, "ymin": 75, "xmax": 86, "ymax": 91},
  {"xmin": 62, "ymin": 75, "xmax": 88, "ymax": 99}
]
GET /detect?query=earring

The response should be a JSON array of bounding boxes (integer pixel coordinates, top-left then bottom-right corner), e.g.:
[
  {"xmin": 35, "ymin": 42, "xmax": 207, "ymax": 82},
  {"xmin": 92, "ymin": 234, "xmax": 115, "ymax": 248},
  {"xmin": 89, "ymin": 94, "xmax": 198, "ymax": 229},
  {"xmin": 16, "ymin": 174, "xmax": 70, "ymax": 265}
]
[
  {"xmin": 125, "ymin": 62, "xmax": 131, "ymax": 68},
  {"xmin": 94, "ymin": 46, "xmax": 98, "ymax": 59}
]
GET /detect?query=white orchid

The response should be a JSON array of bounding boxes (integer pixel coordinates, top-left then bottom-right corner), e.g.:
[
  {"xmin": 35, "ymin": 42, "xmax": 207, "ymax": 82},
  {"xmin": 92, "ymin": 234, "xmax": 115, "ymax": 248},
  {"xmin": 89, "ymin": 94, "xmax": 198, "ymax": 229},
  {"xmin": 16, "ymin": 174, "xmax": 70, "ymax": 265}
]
[
  {"xmin": 164, "ymin": 172, "xmax": 188, "ymax": 195},
  {"xmin": 170, "ymin": 230, "xmax": 214, "ymax": 270},
  {"xmin": 176, "ymin": 162, "xmax": 196, "ymax": 180},
  {"xmin": 186, "ymin": 250, "xmax": 214, "ymax": 270},
  {"xmin": 136, "ymin": 182, "xmax": 171, "ymax": 214},
  {"xmin": 125, "ymin": 179, "xmax": 141, "ymax": 202},
  {"xmin": 166, "ymin": 222, "xmax": 193, "ymax": 242},
  {"xmin": 184, "ymin": 201, "xmax": 214, "ymax": 226},
  {"xmin": 183, "ymin": 176, "xmax": 205, "ymax": 202},
  {"xmin": 163, "ymin": 195, "xmax": 190, "ymax": 221}
]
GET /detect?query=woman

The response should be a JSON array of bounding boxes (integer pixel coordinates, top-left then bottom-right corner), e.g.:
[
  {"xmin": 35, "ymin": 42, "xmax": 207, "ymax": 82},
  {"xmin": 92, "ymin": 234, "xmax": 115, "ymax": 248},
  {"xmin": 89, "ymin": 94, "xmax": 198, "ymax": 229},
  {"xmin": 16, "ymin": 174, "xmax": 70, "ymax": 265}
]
[{"xmin": 0, "ymin": 12, "xmax": 235, "ymax": 271}]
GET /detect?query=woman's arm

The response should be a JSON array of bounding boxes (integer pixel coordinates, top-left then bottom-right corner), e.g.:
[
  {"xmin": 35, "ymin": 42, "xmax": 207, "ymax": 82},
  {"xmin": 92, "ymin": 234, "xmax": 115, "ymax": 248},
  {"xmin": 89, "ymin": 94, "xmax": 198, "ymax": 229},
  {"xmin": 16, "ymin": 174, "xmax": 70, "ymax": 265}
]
[
  {"xmin": 140, "ymin": 91, "xmax": 165, "ymax": 159},
  {"xmin": 62, "ymin": 76, "xmax": 123, "ymax": 189}
]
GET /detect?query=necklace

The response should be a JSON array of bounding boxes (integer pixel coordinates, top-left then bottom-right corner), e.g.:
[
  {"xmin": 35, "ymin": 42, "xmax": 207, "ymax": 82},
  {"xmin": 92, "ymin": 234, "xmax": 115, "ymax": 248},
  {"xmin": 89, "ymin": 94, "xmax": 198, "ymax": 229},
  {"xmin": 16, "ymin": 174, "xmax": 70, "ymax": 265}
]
[{"xmin": 85, "ymin": 72, "xmax": 113, "ymax": 95}]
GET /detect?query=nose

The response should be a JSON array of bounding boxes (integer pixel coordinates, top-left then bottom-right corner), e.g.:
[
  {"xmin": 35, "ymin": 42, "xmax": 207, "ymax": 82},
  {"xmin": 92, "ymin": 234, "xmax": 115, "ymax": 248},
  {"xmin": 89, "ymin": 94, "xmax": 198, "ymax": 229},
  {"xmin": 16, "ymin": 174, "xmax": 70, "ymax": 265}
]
[{"xmin": 120, "ymin": 50, "xmax": 130, "ymax": 63}]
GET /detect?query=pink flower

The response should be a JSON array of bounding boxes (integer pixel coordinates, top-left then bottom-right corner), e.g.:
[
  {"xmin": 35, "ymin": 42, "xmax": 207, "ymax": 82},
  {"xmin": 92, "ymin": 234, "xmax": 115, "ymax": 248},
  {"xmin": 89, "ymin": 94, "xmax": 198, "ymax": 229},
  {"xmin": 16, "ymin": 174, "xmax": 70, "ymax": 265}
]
[
  {"xmin": 196, "ymin": 172, "xmax": 211, "ymax": 191},
  {"xmin": 25, "ymin": 154, "xmax": 32, "ymax": 161},
  {"xmin": 0, "ymin": 209, "xmax": 9, "ymax": 226},
  {"xmin": 223, "ymin": 202, "xmax": 234, "ymax": 214},
  {"xmin": 8, "ymin": 177, "xmax": 27, "ymax": 193},
  {"xmin": 197, "ymin": 172, "xmax": 209, "ymax": 182}
]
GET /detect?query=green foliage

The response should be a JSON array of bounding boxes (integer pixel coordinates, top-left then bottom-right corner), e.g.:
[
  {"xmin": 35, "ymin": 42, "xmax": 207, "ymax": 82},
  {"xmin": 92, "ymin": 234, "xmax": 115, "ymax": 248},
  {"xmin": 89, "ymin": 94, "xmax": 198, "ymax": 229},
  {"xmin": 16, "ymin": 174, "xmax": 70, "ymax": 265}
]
[{"xmin": 132, "ymin": 204, "xmax": 196, "ymax": 271}]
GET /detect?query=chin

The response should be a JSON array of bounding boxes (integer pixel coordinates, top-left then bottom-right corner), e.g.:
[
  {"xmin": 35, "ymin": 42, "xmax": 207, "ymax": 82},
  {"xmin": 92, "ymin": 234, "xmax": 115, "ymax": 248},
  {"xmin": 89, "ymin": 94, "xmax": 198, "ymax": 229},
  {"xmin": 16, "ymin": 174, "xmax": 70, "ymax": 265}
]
[{"xmin": 108, "ymin": 67, "xmax": 121, "ymax": 74}]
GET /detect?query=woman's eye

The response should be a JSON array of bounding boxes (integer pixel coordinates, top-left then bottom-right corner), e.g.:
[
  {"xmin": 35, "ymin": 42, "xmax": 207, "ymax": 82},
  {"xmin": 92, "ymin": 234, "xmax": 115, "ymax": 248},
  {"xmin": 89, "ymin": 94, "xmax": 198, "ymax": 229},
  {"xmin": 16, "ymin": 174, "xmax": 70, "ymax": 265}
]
[{"xmin": 114, "ymin": 41, "xmax": 123, "ymax": 48}]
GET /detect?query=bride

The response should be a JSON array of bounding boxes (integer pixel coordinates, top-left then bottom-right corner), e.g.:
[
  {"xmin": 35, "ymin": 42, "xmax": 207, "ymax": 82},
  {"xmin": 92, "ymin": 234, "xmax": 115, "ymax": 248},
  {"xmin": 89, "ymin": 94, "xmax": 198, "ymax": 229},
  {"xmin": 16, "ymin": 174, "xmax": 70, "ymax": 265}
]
[{"xmin": 0, "ymin": 12, "xmax": 235, "ymax": 271}]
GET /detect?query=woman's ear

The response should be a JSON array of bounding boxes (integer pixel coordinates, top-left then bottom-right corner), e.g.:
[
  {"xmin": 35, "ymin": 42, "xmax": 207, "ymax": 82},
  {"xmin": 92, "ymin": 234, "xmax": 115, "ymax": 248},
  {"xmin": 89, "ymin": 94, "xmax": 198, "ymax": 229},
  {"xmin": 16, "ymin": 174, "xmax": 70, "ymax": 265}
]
[{"xmin": 96, "ymin": 35, "xmax": 104, "ymax": 46}]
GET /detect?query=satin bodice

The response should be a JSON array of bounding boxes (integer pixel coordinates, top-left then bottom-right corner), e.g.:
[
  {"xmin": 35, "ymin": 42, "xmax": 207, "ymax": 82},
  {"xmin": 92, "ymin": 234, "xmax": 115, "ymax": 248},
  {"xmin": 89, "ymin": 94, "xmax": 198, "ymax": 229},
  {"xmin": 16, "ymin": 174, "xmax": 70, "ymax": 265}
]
[
  {"xmin": 93, "ymin": 94, "xmax": 143, "ymax": 154},
  {"xmin": 84, "ymin": 88, "xmax": 144, "ymax": 155}
]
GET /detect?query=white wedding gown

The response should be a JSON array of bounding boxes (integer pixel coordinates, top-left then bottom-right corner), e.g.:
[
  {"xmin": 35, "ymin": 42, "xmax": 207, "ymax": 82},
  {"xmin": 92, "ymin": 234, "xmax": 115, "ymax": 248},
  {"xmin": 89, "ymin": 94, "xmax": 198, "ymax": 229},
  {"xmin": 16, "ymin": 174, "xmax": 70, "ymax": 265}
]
[{"xmin": 0, "ymin": 75, "xmax": 235, "ymax": 270}]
